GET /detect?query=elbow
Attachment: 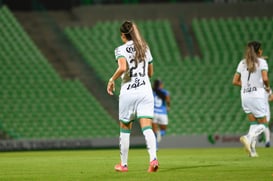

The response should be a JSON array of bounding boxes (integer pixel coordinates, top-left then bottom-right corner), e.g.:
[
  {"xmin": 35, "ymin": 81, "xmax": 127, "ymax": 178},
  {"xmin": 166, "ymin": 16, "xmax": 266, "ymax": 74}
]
[
  {"xmin": 119, "ymin": 67, "xmax": 127, "ymax": 73},
  {"xmin": 232, "ymin": 80, "xmax": 240, "ymax": 86},
  {"xmin": 263, "ymin": 78, "xmax": 269, "ymax": 84}
]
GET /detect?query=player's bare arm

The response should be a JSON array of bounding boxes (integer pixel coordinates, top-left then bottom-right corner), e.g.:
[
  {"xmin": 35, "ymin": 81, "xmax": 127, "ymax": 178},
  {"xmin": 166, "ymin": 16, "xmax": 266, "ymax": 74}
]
[
  {"xmin": 262, "ymin": 70, "xmax": 270, "ymax": 92},
  {"xmin": 107, "ymin": 57, "xmax": 127, "ymax": 95},
  {"xmin": 232, "ymin": 72, "xmax": 241, "ymax": 86}
]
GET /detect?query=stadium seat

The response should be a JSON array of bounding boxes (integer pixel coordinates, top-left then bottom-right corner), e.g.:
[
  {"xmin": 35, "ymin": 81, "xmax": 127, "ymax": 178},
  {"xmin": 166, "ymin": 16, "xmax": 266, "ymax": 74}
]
[
  {"xmin": 3, "ymin": 6, "xmax": 271, "ymax": 138},
  {"xmin": 65, "ymin": 16, "xmax": 273, "ymax": 135},
  {"xmin": 0, "ymin": 6, "xmax": 119, "ymax": 140}
]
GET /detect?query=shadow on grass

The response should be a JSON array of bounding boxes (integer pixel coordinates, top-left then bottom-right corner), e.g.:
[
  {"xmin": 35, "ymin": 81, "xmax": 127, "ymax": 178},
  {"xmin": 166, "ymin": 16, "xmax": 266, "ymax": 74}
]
[{"xmin": 159, "ymin": 164, "xmax": 222, "ymax": 172}]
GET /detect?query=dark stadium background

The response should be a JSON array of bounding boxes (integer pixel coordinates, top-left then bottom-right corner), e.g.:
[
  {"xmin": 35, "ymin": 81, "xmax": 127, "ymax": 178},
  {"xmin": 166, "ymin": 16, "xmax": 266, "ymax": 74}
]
[{"xmin": 0, "ymin": 0, "xmax": 273, "ymax": 151}]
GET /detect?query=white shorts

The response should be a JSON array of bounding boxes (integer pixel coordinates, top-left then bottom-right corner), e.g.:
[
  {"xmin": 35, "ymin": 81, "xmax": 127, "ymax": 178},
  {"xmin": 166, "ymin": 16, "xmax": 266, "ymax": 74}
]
[
  {"xmin": 119, "ymin": 93, "xmax": 154, "ymax": 124},
  {"xmin": 242, "ymin": 96, "xmax": 267, "ymax": 118},
  {"xmin": 153, "ymin": 113, "xmax": 168, "ymax": 125}
]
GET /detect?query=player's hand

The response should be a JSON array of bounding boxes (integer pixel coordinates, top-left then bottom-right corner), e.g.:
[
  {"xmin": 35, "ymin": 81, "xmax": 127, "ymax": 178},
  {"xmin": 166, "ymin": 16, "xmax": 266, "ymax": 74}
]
[
  {"xmin": 265, "ymin": 87, "xmax": 271, "ymax": 93},
  {"xmin": 107, "ymin": 78, "xmax": 115, "ymax": 95},
  {"xmin": 269, "ymin": 94, "xmax": 273, "ymax": 102}
]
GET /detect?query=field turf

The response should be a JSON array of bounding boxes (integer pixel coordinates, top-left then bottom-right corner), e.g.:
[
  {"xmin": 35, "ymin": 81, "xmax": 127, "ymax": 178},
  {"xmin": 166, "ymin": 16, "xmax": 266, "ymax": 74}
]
[{"xmin": 0, "ymin": 147, "xmax": 272, "ymax": 181}]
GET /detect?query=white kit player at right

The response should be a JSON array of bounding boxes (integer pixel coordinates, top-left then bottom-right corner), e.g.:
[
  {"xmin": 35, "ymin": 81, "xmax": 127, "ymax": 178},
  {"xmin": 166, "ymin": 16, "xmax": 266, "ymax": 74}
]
[{"xmin": 232, "ymin": 41, "xmax": 270, "ymax": 158}]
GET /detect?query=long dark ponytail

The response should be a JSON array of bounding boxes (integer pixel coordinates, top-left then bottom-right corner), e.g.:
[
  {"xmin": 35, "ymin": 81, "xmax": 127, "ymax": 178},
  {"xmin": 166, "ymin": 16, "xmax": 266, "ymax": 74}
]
[
  {"xmin": 153, "ymin": 79, "xmax": 166, "ymax": 100},
  {"xmin": 120, "ymin": 21, "xmax": 148, "ymax": 62}
]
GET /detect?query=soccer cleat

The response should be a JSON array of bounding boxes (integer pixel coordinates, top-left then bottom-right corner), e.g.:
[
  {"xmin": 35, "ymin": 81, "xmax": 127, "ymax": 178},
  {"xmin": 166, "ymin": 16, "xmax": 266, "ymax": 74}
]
[
  {"xmin": 148, "ymin": 159, "xmax": 159, "ymax": 172},
  {"xmin": 265, "ymin": 142, "xmax": 271, "ymax": 148},
  {"xmin": 249, "ymin": 151, "xmax": 259, "ymax": 157},
  {"xmin": 240, "ymin": 136, "xmax": 251, "ymax": 156},
  {"xmin": 250, "ymin": 139, "xmax": 258, "ymax": 157},
  {"xmin": 250, "ymin": 146, "xmax": 259, "ymax": 157},
  {"xmin": 114, "ymin": 163, "xmax": 128, "ymax": 172}
]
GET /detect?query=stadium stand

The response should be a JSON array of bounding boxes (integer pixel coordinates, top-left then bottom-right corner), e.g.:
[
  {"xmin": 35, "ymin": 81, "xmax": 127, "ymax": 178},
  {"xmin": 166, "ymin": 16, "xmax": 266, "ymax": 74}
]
[
  {"xmin": 1, "ymin": 3, "xmax": 273, "ymax": 142},
  {"xmin": 0, "ymin": 6, "xmax": 119, "ymax": 140},
  {"xmin": 65, "ymin": 16, "xmax": 273, "ymax": 136}
]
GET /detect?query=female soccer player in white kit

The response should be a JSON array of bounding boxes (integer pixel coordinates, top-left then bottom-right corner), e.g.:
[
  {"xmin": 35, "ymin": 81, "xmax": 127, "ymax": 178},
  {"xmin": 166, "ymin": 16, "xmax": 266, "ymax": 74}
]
[
  {"xmin": 233, "ymin": 41, "xmax": 270, "ymax": 157},
  {"xmin": 107, "ymin": 21, "xmax": 158, "ymax": 172}
]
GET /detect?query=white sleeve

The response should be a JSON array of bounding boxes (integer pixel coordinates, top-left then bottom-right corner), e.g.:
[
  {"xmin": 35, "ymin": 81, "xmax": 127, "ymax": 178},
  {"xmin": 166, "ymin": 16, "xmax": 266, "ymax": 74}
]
[
  {"xmin": 146, "ymin": 48, "xmax": 153, "ymax": 63},
  {"xmin": 260, "ymin": 59, "xmax": 268, "ymax": 71},
  {"xmin": 114, "ymin": 47, "xmax": 124, "ymax": 60},
  {"xmin": 236, "ymin": 61, "xmax": 243, "ymax": 74}
]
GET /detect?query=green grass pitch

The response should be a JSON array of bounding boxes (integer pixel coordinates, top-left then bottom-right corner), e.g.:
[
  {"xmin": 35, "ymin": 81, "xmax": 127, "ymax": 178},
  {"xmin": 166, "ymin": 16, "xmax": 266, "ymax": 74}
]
[{"xmin": 0, "ymin": 147, "xmax": 272, "ymax": 181}]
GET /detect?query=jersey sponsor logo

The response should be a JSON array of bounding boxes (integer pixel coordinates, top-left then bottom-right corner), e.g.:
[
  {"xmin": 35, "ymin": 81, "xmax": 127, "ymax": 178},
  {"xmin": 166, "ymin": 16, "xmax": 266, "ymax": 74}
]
[
  {"xmin": 126, "ymin": 46, "xmax": 135, "ymax": 53},
  {"xmin": 243, "ymin": 86, "xmax": 257, "ymax": 93},
  {"xmin": 126, "ymin": 78, "xmax": 146, "ymax": 90}
]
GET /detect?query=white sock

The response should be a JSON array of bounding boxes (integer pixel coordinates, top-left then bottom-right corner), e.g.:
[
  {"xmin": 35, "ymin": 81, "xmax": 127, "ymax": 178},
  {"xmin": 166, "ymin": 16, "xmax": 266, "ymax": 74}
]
[
  {"xmin": 246, "ymin": 124, "xmax": 257, "ymax": 142},
  {"xmin": 142, "ymin": 127, "xmax": 157, "ymax": 162},
  {"xmin": 120, "ymin": 132, "xmax": 130, "ymax": 166},
  {"xmin": 264, "ymin": 127, "xmax": 270, "ymax": 143},
  {"xmin": 249, "ymin": 124, "xmax": 266, "ymax": 138},
  {"xmin": 250, "ymin": 136, "xmax": 257, "ymax": 149}
]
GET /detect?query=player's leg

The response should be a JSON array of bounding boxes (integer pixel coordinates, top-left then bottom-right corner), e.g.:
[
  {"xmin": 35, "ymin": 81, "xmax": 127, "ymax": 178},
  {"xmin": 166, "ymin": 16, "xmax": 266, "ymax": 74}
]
[
  {"xmin": 264, "ymin": 103, "xmax": 271, "ymax": 147},
  {"xmin": 158, "ymin": 114, "xmax": 169, "ymax": 140},
  {"xmin": 241, "ymin": 97, "xmax": 267, "ymax": 157},
  {"xmin": 115, "ymin": 95, "xmax": 133, "ymax": 172},
  {"xmin": 256, "ymin": 117, "xmax": 268, "ymax": 140},
  {"xmin": 264, "ymin": 127, "xmax": 270, "ymax": 147},
  {"xmin": 264, "ymin": 127, "xmax": 270, "ymax": 148},
  {"xmin": 251, "ymin": 97, "xmax": 268, "ymax": 139},
  {"xmin": 159, "ymin": 124, "xmax": 167, "ymax": 138},
  {"xmin": 240, "ymin": 97, "xmax": 253, "ymax": 155},
  {"xmin": 246, "ymin": 115, "xmax": 258, "ymax": 156},
  {"xmin": 139, "ymin": 118, "xmax": 158, "ymax": 172},
  {"xmin": 152, "ymin": 115, "xmax": 160, "ymax": 143},
  {"xmin": 240, "ymin": 113, "xmax": 256, "ymax": 156},
  {"xmin": 152, "ymin": 122, "xmax": 158, "ymax": 134},
  {"xmin": 115, "ymin": 121, "xmax": 132, "ymax": 172},
  {"xmin": 138, "ymin": 94, "xmax": 158, "ymax": 172},
  {"xmin": 248, "ymin": 117, "xmax": 267, "ymax": 157}
]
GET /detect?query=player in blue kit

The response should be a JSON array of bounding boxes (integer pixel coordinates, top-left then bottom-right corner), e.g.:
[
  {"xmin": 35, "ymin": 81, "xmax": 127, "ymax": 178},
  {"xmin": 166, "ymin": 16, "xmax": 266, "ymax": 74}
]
[{"xmin": 152, "ymin": 79, "xmax": 170, "ymax": 148}]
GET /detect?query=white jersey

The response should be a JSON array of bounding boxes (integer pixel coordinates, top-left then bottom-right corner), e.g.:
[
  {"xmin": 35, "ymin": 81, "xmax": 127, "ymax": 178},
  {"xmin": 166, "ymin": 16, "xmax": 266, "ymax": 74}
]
[
  {"xmin": 236, "ymin": 58, "xmax": 268, "ymax": 98},
  {"xmin": 115, "ymin": 40, "xmax": 153, "ymax": 95}
]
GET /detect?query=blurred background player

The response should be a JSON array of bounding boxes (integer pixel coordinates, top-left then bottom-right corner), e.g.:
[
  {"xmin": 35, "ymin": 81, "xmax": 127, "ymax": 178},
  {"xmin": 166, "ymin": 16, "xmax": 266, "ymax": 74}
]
[
  {"xmin": 152, "ymin": 79, "xmax": 170, "ymax": 148},
  {"xmin": 232, "ymin": 41, "xmax": 270, "ymax": 157},
  {"xmin": 107, "ymin": 20, "xmax": 158, "ymax": 172}
]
